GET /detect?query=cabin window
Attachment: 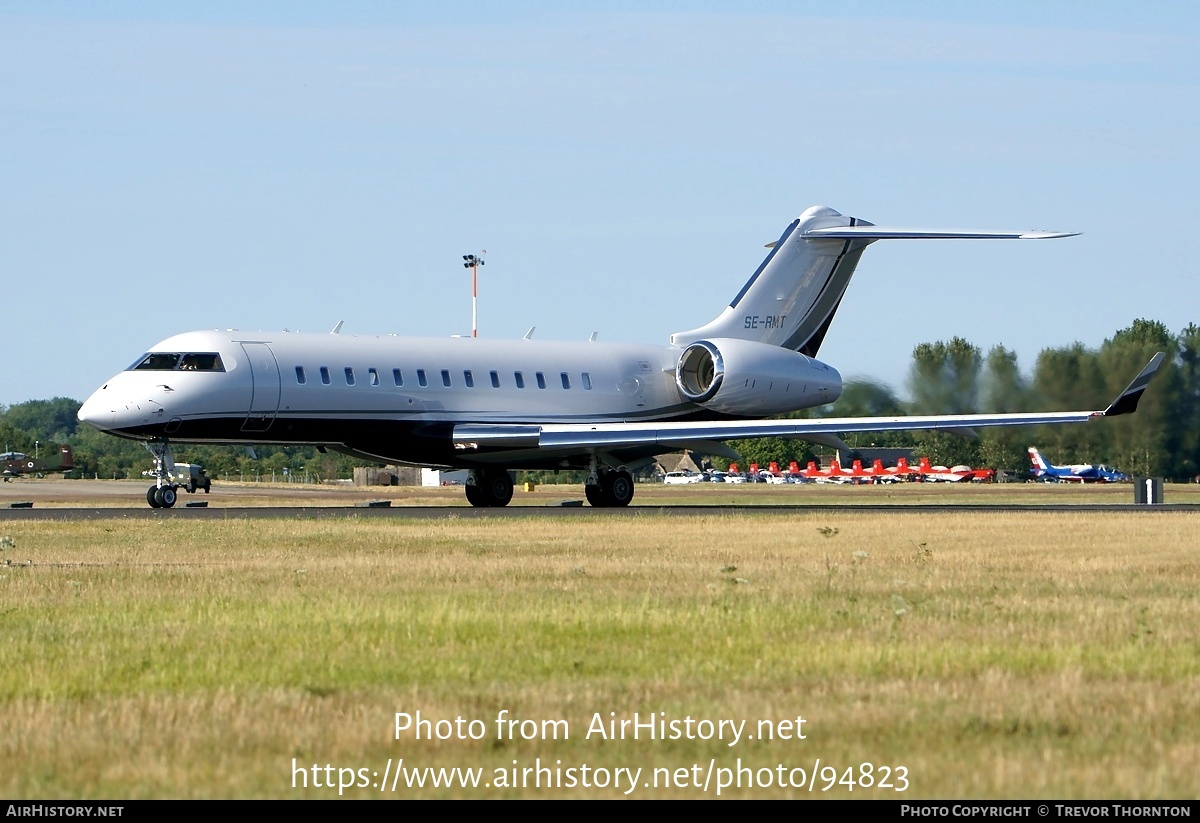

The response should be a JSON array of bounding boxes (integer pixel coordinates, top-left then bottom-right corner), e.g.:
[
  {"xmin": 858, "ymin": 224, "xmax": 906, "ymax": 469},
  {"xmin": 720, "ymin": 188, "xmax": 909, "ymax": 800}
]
[
  {"xmin": 490, "ymin": 370, "xmax": 500, "ymax": 388},
  {"xmin": 320, "ymin": 367, "xmax": 331, "ymax": 385},
  {"xmin": 536, "ymin": 372, "xmax": 547, "ymax": 389},
  {"xmin": 582, "ymin": 372, "xmax": 592, "ymax": 390},
  {"xmin": 345, "ymin": 367, "xmax": 356, "ymax": 386},
  {"xmin": 441, "ymin": 369, "xmax": 452, "ymax": 387},
  {"xmin": 295, "ymin": 366, "xmax": 307, "ymax": 385},
  {"xmin": 417, "ymin": 369, "xmax": 428, "ymax": 387},
  {"xmin": 514, "ymin": 371, "xmax": 525, "ymax": 389},
  {"xmin": 560, "ymin": 372, "xmax": 570, "ymax": 390},
  {"xmin": 368, "ymin": 368, "xmax": 380, "ymax": 387},
  {"xmin": 393, "ymin": 368, "xmax": 404, "ymax": 387},
  {"xmin": 464, "ymin": 370, "xmax": 474, "ymax": 388}
]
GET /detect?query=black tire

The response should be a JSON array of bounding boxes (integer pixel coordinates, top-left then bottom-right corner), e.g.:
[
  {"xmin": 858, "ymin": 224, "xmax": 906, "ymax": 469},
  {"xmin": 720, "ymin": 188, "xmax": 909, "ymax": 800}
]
[
  {"xmin": 605, "ymin": 470, "xmax": 635, "ymax": 507},
  {"xmin": 483, "ymin": 470, "xmax": 513, "ymax": 507},
  {"xmin": 155, "ymin": 486, "xmax": 177, "ymax": 508},
  {"xmin": 465, "ymin": 483, "xmax": 485, "ymax": 507},
  {"xmin": 147, "ymin": 485, "xmax": 162, "ymax": 508},
  {"xmin": 584, "ymin": 483, "xmax": 605, "ymax": 507},
  {"xmin": 203, "ymin": 480, "xmax": 211, "ymax": 493}
]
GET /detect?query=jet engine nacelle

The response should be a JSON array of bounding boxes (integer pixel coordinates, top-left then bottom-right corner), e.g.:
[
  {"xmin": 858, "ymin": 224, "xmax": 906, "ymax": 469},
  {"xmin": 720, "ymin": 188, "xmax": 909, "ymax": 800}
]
[{"xmin": 674, "ymin": 338, "xmax": 842, "ymax": 416}]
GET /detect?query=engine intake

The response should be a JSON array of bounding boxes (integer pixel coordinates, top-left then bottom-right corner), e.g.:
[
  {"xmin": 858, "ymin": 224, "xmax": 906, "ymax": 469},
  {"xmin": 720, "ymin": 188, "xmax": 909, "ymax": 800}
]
[
  {"xmin": 676, "ymin": 340, "xmax": 723, "ymax": 403},
  {"xmin": 675, "ymin": 338, "xmax": 841, "ymax": 416}
]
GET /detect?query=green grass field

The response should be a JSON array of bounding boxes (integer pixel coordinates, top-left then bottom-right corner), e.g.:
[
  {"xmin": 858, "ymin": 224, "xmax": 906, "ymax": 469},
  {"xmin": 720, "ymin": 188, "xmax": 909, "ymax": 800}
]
[{"xmin": 2, "ymin": 505, "xmax": 1198, "ymax": 798}]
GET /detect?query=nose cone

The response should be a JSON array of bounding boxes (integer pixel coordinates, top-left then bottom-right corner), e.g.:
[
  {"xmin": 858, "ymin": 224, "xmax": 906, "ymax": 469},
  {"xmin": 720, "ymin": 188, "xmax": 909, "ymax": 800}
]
[{"xmin": 78, "ymin": 385, "xmax": 115, "ymax": 431}]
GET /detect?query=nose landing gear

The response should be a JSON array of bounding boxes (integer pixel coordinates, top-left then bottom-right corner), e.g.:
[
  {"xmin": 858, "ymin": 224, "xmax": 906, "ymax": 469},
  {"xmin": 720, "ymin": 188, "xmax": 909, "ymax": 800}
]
[
  {"xmin": 144, "ymin": 440, "xmax": 181, "ymax": 509},
  {"xmin": 146, "ymin": 484, "xmax": 178, "ymax": 508}
]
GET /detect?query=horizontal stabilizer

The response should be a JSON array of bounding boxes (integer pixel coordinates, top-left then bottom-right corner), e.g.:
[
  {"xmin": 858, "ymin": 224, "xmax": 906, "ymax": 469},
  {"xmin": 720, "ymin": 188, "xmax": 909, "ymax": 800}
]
[
  {"xmin": 802, "ymin": 227, "xmax": 1079, "ymax": 240},
  {"xmin": 673, "ymin": 206, "xmax": 1079, "ymax": 359}
]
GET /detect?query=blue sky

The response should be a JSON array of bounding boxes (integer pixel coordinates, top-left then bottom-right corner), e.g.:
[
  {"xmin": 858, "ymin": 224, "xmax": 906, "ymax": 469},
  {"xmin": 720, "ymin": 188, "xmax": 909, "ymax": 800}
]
[{"xmin": 3, "ymin": 1, "xmax": 1198, "ymax": 406}]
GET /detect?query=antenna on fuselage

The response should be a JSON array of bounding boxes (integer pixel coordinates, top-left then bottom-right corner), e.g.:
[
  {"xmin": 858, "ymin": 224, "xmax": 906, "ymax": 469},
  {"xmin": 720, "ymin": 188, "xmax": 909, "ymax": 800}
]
[
  {"xmin": 330, "ymin": 321, "xmax": 344, "ymax": 334},
  {"xmin": 523, "ymin": 326, "xmax": 535, "ymax": 340}
]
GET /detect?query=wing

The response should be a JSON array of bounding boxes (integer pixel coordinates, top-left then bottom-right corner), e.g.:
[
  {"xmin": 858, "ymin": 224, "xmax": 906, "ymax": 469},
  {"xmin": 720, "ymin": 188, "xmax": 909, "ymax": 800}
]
[{"xmin": 454, "ymin": 353, "xmax": 1164, "ymax": 456}]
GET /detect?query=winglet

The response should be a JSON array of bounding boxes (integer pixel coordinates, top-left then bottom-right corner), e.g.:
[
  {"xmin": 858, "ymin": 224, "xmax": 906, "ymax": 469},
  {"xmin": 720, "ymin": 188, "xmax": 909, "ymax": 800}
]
[{"xmin": 1101, "ymin": 352, "xmax": 1165, "ymax": 417}]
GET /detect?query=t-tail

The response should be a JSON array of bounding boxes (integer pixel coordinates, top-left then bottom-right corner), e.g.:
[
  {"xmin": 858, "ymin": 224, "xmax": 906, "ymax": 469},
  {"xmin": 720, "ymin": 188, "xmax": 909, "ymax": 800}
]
[{"xmin": 670, "ymin": 205, "xmax": 1077, "ymax": 355}]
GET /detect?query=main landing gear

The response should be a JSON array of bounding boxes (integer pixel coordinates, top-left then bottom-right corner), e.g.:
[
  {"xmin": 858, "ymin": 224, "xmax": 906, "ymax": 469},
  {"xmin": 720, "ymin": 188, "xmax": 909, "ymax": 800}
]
[
  {"xmin": 465, "ymin": 468, "xmax": 515, "ymax": 507},
  {"xmin": 144, "ymin": 440, "xmax": 181, "ymax": 509},
  {"xmin": 584, "ymin": 466, "xmax": 635, "ymax": 508},
  {"xmin": 463, "ymin": 463, "xmax": 635, "ymax": 508}
]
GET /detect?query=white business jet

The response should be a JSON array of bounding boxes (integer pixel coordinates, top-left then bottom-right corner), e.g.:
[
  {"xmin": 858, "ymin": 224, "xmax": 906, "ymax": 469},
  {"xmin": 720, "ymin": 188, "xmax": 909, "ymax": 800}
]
[{"xmin": 77, "ymin": 206, "xmax": 1163, "ymax": 509}]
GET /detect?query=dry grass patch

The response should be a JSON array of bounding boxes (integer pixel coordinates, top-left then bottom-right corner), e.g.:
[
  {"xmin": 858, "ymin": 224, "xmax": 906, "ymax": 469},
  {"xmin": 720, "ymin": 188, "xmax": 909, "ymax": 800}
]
[{"xmin": 1, "ymin": 512, "xmax": 1197, "ymax": 798}]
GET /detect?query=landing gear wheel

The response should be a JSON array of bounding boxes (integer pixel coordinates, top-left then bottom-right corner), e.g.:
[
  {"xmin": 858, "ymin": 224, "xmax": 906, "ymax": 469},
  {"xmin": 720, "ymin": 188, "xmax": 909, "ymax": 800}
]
[
  {"xmin": 605, "ymin": 470, "xmax": 635, "ymax": 507},
  {"xmin": 465, "ymin": 470, "xmax": 513, "ymax": 507},
  {"xmin": 587, "ymin": 470, "xmax": 635, "ymax": 507},
  {"xmin": 154, "ymin": 486, "xmax": 177, "ymax": 508},
  {"xmin": 481, "ymin": 470, "xmax": 513, "ymax": 507},
  {"xmin": 148, "ymin": 485, "xmax": 162, "ymax": 508}
]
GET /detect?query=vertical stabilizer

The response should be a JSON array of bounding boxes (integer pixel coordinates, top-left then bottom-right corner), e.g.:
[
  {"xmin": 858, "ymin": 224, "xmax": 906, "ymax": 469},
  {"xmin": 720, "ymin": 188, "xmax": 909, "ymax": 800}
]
[
  {"xmin": 1028, "ymin": 447, "xmax": 1050, "ymax": 474},
  {"xmin": 670, "ymin": 206, "xmax": 874, "ymax": 356}
]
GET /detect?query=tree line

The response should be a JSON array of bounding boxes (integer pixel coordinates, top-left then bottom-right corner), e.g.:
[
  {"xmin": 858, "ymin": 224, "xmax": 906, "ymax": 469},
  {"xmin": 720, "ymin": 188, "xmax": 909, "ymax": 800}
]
[{"xmin": 2, "ymin": 318, "xmax": 1195, "ymax": 481}]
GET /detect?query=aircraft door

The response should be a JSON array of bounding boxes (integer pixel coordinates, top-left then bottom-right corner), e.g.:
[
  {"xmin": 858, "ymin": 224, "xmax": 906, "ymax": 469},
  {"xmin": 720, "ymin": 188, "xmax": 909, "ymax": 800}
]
[{"xmin": 241, "ymin": 342, "xmax": 281, "ymax": 432}]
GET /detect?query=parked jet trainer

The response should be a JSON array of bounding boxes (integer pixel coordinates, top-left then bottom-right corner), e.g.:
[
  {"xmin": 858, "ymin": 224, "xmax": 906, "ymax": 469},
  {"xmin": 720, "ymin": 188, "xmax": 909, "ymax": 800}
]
[{"xmin": 78, "ymin": 205, "xmax": 1164, "ymax": 509}]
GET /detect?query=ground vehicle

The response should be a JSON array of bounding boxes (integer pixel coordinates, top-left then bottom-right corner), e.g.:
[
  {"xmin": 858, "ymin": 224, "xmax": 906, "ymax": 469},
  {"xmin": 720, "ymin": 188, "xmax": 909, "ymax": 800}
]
[
  {"xmin": 171, "ymin": 463, "xmax": 212, "ymax": 494},
  {"xmin": 662, "ymin": 471, "xmax": 704, "ymax": 484}
]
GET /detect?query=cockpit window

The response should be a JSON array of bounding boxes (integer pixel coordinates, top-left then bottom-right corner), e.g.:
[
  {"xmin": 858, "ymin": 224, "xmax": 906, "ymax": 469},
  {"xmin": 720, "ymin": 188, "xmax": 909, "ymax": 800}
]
[
  {"xmin": 180, "ymin": 353, "xmax": 224, "ymax": 371},
  {"xmin": 128, "ymin": 352, "xmax": 225, "ymax": 372},
  {"xmin": 130, "ymin": 353, "xmax": 181, "ymax": 370}
]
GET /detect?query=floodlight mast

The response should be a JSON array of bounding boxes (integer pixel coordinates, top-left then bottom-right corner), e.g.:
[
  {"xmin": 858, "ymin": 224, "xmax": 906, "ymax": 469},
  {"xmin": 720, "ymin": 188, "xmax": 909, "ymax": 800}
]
[{"xmin": 462, "ymin": 251, "xmax": 486, "ymax": 338}]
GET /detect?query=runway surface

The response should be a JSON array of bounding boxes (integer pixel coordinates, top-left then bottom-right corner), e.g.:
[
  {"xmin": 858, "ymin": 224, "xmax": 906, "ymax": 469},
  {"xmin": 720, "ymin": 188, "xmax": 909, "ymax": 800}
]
[
  {"xmin": 3, "ymin": 478, "xmax": 1196, "ymax": 520},
  {"xmin": 3, "ymin": 503, "xmax": 1198, "ymax": 521}
]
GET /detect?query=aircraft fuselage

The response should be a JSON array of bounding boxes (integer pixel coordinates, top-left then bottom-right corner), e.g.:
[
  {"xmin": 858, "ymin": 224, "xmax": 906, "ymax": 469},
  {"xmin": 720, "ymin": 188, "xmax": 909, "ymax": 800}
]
[{"xmin": 77, "ymin": 329, "xmax": 842, "ymax": 470}]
